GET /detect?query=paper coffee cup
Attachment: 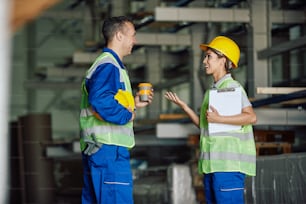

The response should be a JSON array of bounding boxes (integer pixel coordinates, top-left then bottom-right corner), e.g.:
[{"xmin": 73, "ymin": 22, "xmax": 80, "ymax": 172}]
[{"xmin": 138, "ymin": 83, "xmax": 152, "ymax": 102}]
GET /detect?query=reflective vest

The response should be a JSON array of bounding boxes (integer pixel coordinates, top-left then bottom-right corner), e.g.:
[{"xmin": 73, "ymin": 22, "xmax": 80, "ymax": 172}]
[
  {"xmin": 79, "ymin": 52, "xmax": 135, "ymax": 151},
  {"xmin": 198, "ymin": 77, "xmax": 256, "ymax": 176}
]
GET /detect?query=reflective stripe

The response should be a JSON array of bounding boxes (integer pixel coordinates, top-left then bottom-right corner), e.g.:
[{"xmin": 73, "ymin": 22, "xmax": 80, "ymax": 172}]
[
  {"xmin": 80, "ymin": 52, "xmax": 135, "ymax": 149},
  {"xmin": 80, "ymin": 108, "xmax": 94, "ymax": 117},
  {"xmin": 198, "ymin": 77, "xmax": 256, "ymax": 176},
  {"xmin": 80, "ymin": 125, "xmax": 134, "ymax": 139},
  {"xmin": 220, "ymin": 188, "xmax": 244, "ymax": 192},
  {"xmin": 104, "ymin": 181, "xmax": 130, "ymax": 186},
  {"xmin": 200, "ymin": 128, "xmax": 254, "ymax": 141},
  {"xmin": 86, "ymin": 56, "xmax": 124, "ymax": 83},
  {"xmin": 200, "ymin": 151, "xmax": 256, "ymax": 163},
  {"xmin": 201, "ymin": 128, "xmax": 208, "ymax": 136}
]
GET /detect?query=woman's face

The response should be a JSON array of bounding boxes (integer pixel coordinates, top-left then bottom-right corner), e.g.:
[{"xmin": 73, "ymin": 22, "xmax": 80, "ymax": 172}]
[{"xmin": 202, "ymin": 49, "xmax": 225, "ymax": 75}]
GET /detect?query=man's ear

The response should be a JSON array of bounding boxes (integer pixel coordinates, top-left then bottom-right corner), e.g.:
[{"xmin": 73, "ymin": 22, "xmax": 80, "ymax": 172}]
[{"xmin": 115, "ymin": 31, "xmax": 123, "ymax": 41}]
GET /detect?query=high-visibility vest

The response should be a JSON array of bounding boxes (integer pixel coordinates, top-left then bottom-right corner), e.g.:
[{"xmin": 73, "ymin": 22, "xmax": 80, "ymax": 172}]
[
  {"xmin": 79, "ymin": 52, "xmax": 135, "ymax": 151},
  {"xmin": 198, "ymin": 77, "xmax": 256, "ymax": 176}
]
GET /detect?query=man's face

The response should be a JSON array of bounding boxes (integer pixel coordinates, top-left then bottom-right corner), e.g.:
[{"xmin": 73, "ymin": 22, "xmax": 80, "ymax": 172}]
[{"xmin": 121, "ymin": 22, "xmax": 137, "ymax": 56}]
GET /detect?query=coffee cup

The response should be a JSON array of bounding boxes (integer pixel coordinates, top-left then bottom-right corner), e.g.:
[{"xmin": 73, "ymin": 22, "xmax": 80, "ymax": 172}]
[{"xmin": 138, "ymin": 83, "xmax": 152, "ymax": 102}]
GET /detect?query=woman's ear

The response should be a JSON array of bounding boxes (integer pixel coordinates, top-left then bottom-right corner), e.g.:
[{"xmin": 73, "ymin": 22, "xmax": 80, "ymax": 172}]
[{"xmin": 220, "ymin": 57, "xmax": 226, "ymax": 67}]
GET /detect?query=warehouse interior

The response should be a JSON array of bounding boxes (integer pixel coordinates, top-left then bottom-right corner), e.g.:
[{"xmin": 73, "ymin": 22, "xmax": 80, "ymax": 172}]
[{"xmin": 3, "ymin": 0, "xmax": 306, "ymax": 203}]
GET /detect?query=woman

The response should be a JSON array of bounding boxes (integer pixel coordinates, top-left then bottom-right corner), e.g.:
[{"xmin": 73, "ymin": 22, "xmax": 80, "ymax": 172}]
[{"xmin": 165, "ymin": 36, "xmax": 256, "ymax": 204}]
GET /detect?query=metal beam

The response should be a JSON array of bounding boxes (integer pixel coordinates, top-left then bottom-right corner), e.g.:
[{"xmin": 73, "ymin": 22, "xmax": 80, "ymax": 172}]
[
  {"xmin": 255, "ymin": 108, "xmax": 306, "ymax": 126},
  {"xmin": 46, "ymin": 66, "xmax": 87, "ymax": 77},
  {"xmin": 24, "ymin": 81, "xmax": 80, "ymax": 89},
  {"xmin": 136, "ymin": 33, "xmax": 191, "ymax": 46},
  {"xmin": 257, "ymin": 36, "xmax": 306, "ymax": 59},
  {"xmin": 248, "ymin": 0, "xmax": 269, "ymax": 99},
  {"xmin": 73, "ymin": 51, "xmax": 99, "ymax": 64},
  {"xmin": 155, "ymin": 7, "xmax": 249, "ymax": 22},
  {"xmin": 40, "ymin": 10, "xmax": 83, "ymax": 19},
  {"xmin": 155, "ymin": 7, "xmax": 305, "ymax": 24},
  {"xmin": 73, "ymin": 51, "xmax": 147, "ymax": 64},
  {"xmin": 73, "ymin": 33, "xmax": 191, "ymax": 64},
  {"xmin": 252, "ymin": 90, "xmax": 306, "ymax": 108},
  {"xmin": 270, "ymin": 10, "xmax": 306, "ymax": 24},
  {"xmin": 156, "ymin": 108, "xmax": 306, "ymax": 136},
  {"xmin": 257, "ymin": 87, "xmax": 306, "ymax": 94}
]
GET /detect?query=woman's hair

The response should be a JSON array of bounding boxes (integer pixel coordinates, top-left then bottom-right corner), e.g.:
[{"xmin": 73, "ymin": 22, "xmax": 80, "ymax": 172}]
[
  {"xmin": 102, "ymin": 16, "xmax": 134, "ymax": 44},
  {"xmin": 211, "ymin": 48, "xmax": 233, "ymax": 73}
]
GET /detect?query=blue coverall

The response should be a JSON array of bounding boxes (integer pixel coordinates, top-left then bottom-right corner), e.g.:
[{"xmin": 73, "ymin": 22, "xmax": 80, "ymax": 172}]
[{"xmin": 81, "ymin": 48, "xmax": 134, "ymax": 204}]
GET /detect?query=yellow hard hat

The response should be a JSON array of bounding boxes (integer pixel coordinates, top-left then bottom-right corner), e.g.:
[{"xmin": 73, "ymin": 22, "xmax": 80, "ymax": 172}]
[
  {"xmin": 114, "ymin": 89, "xmax": 135, "ymax": 110},
  {"xmin": 200, "ymin": 36, "xmax": 240, "ymax": 68}
]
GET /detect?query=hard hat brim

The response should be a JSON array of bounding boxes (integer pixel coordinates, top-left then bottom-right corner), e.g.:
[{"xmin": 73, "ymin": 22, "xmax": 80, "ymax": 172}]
[{"xmin": 200, "ymin": 44, "xmax": 209, "ymax": 51}]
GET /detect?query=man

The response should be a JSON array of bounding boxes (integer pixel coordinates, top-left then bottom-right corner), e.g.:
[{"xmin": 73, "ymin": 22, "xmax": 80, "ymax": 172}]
[{"xmin": 79, "ymin": 16, "xmax": 153, "ymax": 204}]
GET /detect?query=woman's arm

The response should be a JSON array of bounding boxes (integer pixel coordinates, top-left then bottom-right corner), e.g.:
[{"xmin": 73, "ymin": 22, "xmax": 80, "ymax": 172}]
[
  {"xmin": 207, "ymin": 105, "xmax": 257, "ymax": 126},
  {"xmin": 164, "ymin": 91, "xmax": 200, "ymax": 127}
]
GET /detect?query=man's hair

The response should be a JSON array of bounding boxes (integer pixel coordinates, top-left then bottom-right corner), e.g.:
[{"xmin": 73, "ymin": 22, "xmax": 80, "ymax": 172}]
[{"xmin": 102, "ymin": 16, "xmax": 134, "ymax": 44}]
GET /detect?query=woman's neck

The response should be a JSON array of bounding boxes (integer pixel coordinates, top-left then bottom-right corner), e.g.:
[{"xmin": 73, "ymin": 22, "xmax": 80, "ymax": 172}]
[{"xmin": 213, "ymin": 70, "xmax": 227, "ymax": 83}]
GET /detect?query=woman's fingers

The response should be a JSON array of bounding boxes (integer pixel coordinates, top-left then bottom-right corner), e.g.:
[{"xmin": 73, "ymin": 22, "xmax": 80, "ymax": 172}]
[{"xmin": 164, "ymin": 91, "xmax": 176, "ymax": 101}]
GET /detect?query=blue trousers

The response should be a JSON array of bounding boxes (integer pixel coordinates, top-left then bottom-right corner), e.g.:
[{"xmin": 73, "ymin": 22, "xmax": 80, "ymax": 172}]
[
  {"xmin": 81, "ymin": 144, "xmax": 133, "ymax": 204},
  {"xmin": 203, "ymin": 172, "xmax": 245, "ymax": 204}
]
